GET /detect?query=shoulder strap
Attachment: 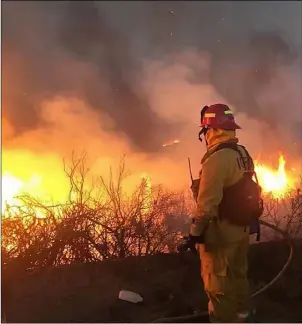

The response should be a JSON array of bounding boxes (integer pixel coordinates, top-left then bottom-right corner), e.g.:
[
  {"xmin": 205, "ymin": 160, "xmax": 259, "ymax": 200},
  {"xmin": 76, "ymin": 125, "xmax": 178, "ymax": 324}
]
[
  {"xmin": 231, "ymin": 145, "xmax": 261, "ymax": 187},
  {"xmin": 201, "ymin": 142, "xmax": 238, "ymax": 164},
  {"xmin": 214, "ymin": 143, "xmax": 261, "ymax": 192},
  {"xmin": 238, "ymin": 145, "xmax": 254, "ymax": 171},
  {"xmin": 215, "ymin": 143, "xmax": 254, "ymax": 172},
  {"xmin": 214, "ymin": 142, "xmax": 238, "ymax": 153},
  {"xmin": 201, "ymin": 142, "xmax": 254, "ymax": 172}
]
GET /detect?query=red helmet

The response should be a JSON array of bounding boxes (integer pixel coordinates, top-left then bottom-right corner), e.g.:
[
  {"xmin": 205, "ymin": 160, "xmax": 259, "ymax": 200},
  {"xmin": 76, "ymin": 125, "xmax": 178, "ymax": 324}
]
[{"xmin": 201, "ymin": 104, "xmax": 241, "ymax": 130}]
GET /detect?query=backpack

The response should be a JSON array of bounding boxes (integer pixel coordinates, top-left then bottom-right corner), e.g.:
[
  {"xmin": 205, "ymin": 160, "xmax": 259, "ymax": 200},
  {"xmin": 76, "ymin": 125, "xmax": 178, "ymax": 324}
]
[{"xmin": 211, "ymin": 143, "xmax": 264, "ymax": 240}]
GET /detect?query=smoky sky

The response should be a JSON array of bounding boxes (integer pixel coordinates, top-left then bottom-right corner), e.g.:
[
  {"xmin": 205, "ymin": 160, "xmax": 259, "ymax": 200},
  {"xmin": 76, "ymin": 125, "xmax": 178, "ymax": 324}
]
[{"xmin": 2, "ymin": 1, "xmax": 302, "ymax": 152}]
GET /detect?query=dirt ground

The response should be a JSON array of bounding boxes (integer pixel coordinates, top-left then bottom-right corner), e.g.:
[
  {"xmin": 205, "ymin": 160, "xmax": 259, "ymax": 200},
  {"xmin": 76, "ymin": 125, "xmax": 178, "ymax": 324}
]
[{"xmin": 3, "ymin": 240, "xmax": 302, "ymax": 323}]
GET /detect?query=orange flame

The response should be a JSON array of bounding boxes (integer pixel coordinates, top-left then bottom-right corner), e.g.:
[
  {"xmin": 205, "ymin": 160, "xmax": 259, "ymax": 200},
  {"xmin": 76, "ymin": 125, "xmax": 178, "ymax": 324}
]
[
  {"xmin": 2, "ymin": 172, "xmax": 47, "ymax": 218},
  {"xmin": 255, "ymin": 155, "xmax": 293, "ymax": 199},
  {"xmin": 140, "ymin": 173, "xmax": 152, "ymax": 215},
  {"xmin": 1, "ymin": 149, "xmax": 70, "ymax": 217},
  {"xmin": 1, "ymin": 149, "xmax": 297, "ymax": 217},
  {"xmin": 2, "ymin": 173, "xmax": 23, "ymax": 211}
]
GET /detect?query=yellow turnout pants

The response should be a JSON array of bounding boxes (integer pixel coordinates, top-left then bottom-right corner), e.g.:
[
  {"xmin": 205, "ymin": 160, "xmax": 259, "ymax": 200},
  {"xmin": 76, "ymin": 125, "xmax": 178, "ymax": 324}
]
[{"xmin": 199, "ymin": 235, "xmax": 250, "ymax": 323}]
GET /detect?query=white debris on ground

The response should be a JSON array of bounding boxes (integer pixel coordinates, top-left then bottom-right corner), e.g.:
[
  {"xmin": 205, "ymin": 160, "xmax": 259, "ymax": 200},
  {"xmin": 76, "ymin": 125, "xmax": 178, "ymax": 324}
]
[{"xmin": 118, "ymin": 290, "xmax": 144, "ymax": 303}]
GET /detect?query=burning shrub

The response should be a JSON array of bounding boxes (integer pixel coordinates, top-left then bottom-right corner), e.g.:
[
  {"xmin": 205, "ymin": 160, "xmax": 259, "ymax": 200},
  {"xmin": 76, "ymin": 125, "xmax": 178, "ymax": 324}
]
[
  {"xmin": 1, "ymin": 154, "xmax": 191, "ymax": 271},
  {"xmin": 262, "ymin": 179, "xmax": 302, "ymax": 239},
  {"xmin": 2, "ymin": 152, "xmax": 301, "ymax": 273}
]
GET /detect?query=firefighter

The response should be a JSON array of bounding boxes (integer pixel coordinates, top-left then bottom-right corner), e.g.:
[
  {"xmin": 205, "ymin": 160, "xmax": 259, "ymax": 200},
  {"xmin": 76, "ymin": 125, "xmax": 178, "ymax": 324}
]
[{"xmin": 188, "ymin": 103, "xmax": 258, "ymax": 323}]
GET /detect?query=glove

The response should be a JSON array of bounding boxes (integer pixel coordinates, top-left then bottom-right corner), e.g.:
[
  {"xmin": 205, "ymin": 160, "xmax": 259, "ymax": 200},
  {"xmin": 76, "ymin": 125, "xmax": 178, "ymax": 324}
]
[
  {"xmin": 177, "ymin": 217, "xmax": 212, "ymax": 254},
  {"xmin": 190, "ymin": 217, "xmax": 212, "ymax": 243},
  {"xmin": 177, "ymin": 235, "xmax": 198, "ymax": 254}
]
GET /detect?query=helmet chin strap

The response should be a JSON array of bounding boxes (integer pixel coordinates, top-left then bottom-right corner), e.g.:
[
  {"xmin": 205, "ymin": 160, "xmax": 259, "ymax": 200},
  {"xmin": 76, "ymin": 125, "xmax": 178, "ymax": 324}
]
[
  {"xmin": 198, "ymin": 126, "xmax": 209, "ymax": 145},
  {"xmin": 198, "ymin": 128, "xmax": 206, "ymax": 142},
  {"xmin": 199, "ymin": 105, "xmax": 210, "ymax": 144}
]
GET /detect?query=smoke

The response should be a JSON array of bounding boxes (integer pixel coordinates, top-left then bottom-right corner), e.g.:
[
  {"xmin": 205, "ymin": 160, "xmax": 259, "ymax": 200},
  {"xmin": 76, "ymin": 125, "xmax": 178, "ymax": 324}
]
[
  {"xmin": 2, "ymin": 1, "xmax": 302, "ymax": 188},
  {"xmin": 2, "ymin": 1, "xmax": 181, "ymax": 152}
]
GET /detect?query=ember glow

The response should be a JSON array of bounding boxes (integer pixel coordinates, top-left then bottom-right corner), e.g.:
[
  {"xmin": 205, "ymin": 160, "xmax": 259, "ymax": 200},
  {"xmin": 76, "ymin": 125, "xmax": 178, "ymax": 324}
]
[{"xmin": 162, "ymin": 139, "xmax": 180, "ymax": 147}]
